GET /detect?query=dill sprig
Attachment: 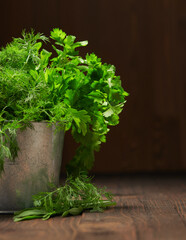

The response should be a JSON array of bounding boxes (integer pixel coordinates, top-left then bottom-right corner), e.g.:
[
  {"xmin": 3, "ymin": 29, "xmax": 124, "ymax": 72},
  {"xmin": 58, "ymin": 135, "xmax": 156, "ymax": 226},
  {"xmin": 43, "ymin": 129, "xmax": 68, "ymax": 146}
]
[{"xmin": 13, "ymin": 173, "xmax": 116, "ymax": 222}]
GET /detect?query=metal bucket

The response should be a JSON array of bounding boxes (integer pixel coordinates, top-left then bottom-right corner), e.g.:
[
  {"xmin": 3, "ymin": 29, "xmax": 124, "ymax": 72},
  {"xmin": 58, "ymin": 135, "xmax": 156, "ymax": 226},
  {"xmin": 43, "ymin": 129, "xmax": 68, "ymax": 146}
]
[{"xmin": 0, "ymin": 122, "xmax": 65, "ymax": 212}]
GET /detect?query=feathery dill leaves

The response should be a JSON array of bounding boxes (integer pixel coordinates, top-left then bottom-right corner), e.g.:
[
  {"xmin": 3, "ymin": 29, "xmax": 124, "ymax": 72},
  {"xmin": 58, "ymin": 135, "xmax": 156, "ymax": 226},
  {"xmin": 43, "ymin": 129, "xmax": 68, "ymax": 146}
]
[
  {"xmin": 13, "ymin": 173, "xmax": 116, "ymax": 222},
  {"xmin": 0, "ymin": 30, "xmax": 47, "ymax": 70},
  {"xmin": 0, "ymin": 30, "xmax": 47, "ymax": 173}
]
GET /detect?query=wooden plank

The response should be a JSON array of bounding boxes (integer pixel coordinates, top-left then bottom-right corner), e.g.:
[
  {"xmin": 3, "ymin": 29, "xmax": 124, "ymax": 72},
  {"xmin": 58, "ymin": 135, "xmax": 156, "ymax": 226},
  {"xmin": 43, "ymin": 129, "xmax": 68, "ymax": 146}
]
[{"xmin": 0, "ymin": 175, "xmax": 185, "ymax": 240}]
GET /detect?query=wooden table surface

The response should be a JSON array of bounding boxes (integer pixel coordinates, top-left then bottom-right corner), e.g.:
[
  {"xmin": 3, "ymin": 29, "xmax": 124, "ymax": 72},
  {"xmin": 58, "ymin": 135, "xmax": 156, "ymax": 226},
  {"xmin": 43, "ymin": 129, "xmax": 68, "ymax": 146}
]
[{"xmin": 0, "ymin": 174, "xmax": 185, "ymax": 240}]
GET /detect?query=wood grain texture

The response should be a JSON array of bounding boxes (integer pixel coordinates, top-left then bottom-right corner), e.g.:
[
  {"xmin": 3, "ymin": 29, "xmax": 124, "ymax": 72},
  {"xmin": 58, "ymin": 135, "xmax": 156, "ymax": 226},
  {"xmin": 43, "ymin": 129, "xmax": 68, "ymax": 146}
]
[
  {"xmin": 0, "ymin": 175, "xmax": 185, "ymax": 240},
  {"xmin": 0, "ymin": 1, "xmax": 186, "ymax": 172}
]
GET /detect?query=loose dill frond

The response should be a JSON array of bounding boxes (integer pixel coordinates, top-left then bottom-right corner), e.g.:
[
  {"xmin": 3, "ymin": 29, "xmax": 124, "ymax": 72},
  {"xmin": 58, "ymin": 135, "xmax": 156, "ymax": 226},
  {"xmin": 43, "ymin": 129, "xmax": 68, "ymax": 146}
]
[{"xmin": 13, "ymin": 173, "xmax": 116, "ymax": 222}]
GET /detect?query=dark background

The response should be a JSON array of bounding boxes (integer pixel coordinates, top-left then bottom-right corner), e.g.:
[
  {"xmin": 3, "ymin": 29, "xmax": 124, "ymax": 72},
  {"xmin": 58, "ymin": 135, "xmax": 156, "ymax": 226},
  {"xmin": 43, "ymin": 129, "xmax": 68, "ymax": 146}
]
[{"xmin": 0, "ymin": 0, "xmax": 185, "ymax": 173}]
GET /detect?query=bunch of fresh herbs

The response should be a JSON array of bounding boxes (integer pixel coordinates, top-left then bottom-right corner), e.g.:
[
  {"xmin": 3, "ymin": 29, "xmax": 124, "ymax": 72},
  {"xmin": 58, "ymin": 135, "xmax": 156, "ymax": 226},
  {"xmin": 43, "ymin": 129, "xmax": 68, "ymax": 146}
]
[{"xmin": 0, "ymin": 29, "xmax": 128, "ymax": 220}]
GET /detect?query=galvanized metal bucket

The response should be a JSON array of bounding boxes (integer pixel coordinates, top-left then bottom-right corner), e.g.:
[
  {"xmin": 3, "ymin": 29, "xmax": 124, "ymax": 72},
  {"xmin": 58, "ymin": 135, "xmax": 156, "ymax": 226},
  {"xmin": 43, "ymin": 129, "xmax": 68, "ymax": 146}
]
[{"xmin": 0, "ymin": 122, "xmax": 65, "ymax": 213}]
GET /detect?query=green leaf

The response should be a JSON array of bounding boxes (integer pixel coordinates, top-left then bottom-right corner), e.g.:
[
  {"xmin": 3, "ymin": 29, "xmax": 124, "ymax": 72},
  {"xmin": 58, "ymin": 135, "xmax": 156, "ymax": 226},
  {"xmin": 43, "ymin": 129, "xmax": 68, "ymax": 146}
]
[
  {"xmin": 38, "ymin": 49, "xmax": 52, "ymax": 69},
  {"xmin": 50, "ymin": 28, "xmax": 66, "ymax": 43},
  {"xmin": 29, "ymin": 70, "xmax": 38, "ymax": 80},
  {"xmin": 62, "ymin": 210, "xmax": 69, "ymax": 217},
  {"xmin": 33, "ymin": 42, "xmax": 42, "ymax": 52},
  {"xmin": 103, "ymin": 108, "xmax": 114, "ymax": 117},
  {"xmin": 64, "ymin": 89, "xmax": 75, "ymax": 107},
  {"xmin": 64, "ymin": 35, "xmax": 76, "ymax": 46},
  {"xmin": 73, "ymin": 41, "xmax": 88, "ymax": 48},
  {"xmin": 69, "ymin": 207, "xmax": 83, "ymax": 216},
  {"xmin": 86, "ymin": 53, "xmax": 101, "ymax": 65},
  {"xmin": 88, "ymin": 90, "xmax": 106, "ymax": 103},
  {"xmin": 14, "ymin": 209, "xmax": 48, "ymax": 221},
  {"xmin": 65, "ymin": 108, "xmax": 91, "ymax": 136}
]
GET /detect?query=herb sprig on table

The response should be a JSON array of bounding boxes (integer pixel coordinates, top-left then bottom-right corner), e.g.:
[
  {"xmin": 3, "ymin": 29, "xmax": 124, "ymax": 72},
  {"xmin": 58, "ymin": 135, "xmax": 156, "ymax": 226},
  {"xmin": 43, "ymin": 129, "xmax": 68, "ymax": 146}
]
[
  {"xmin": 0, "ymin": 28, "xmax": 128, "ymax": 220},
  {"xmin": 14, "ymin": 173, "xmax": 116, "ymax": 221}
]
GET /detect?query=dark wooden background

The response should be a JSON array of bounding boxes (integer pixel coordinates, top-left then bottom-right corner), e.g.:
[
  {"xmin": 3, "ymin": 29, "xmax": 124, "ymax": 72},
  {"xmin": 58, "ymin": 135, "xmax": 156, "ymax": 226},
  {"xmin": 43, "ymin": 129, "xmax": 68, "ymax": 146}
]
[{"xmin": 0, "ymin": 0, "xmax": 185, "ymax": 173}]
